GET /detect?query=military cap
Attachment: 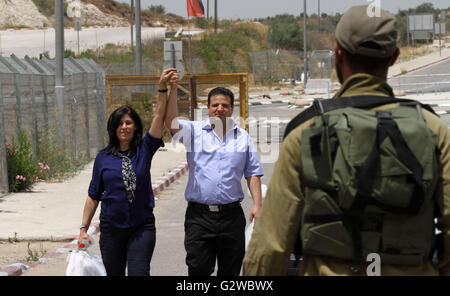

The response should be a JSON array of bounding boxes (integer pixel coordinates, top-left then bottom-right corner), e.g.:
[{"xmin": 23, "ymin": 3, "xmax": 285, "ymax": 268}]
[{"xmin": 335, "ymin": 5, "xmax": 398, "ymax": 58}]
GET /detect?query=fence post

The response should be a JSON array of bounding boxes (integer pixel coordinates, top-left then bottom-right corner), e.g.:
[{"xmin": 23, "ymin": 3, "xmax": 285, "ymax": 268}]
[
  {"xmin": 83, "ymin": 71, "xmax": 91, "ymax": 157},
  {"xmin": 13, "ymin": 74, "xmax": 22, "ymax": 140},
  {"xmin": 0, "ymin": 79, "xmax": 9, "ymax": 193},
  {"xmin": 30, "ymin": 74, "xmax": 38, "ymax": 159},
  {"xmin": 93, "ymin": 71, "xmax": 105, "ymax": 150},
  {"xmin": 84, "ymin": 58, "xmax": 107, "ymax": 149},
  {"xmin": 69, "ymin": 57, "xmax": 91, "ymax": 158},
  {"xmin": 24, "ymin": 56, "xmax": 50, "ymax": 131},
  {"xmin": 70, "ymin": 73, "xmax": 78, "ymax": 160},
  {"xmin": 81, "ymin": 58, "xmax": 106, "ymax": 150},
  {"xmin": 69, "ymin": 58, "xmax": 90, "ymax": 158}
]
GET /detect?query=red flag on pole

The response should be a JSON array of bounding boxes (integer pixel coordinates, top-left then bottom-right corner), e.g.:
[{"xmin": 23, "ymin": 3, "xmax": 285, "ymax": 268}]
[{"xmin": 187, "ymin": 0, "xmax": 205, "ymax": 17}]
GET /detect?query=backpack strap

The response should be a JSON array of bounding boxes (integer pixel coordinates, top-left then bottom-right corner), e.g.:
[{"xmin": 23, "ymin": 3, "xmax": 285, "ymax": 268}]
[{"xmin": 283, "ymin": 95, "xmax": 437, "ymax": 140}]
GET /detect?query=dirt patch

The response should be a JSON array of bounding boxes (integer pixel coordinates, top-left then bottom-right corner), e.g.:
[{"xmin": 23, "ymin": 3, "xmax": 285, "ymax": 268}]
[{"xmin": 0, "ymin": 240, "xmax": 72, "ymax": 270}]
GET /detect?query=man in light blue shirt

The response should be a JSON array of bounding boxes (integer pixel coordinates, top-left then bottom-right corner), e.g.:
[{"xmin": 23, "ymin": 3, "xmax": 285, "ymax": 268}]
[{"xmin": 165, "ymin": 84, "xmax": 263, "ymax": 276}]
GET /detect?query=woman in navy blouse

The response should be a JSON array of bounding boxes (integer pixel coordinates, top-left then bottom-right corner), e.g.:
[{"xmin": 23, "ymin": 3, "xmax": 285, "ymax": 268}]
[{"xmin": 78, "ymin": 68, "xmax": 179, "ymax": 276}]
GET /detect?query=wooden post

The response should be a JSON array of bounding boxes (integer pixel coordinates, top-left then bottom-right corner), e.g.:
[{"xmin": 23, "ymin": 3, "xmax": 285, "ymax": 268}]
[
  {"xmin": 190, "ymin": 76, "xmax": 197, "ymax": 121},
  {"xmin": 239, "ymin": 74, "xmax": 249, "ymax": 132}
]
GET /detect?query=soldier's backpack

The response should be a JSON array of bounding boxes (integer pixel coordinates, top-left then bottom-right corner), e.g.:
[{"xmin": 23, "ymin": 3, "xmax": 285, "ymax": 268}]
[{"xmin": 284, "ymin": 96, "xmax": 440, "ymax": 273}]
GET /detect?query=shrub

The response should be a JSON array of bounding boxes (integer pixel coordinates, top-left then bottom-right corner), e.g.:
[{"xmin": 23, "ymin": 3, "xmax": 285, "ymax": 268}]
[
  {"xmin": 148, "ymin": 4, "xmax": 166, "ymax": 14},
  {"xmin": 6, "ymin": 132, "xmax": 39, "ymax": 192},
  {"xmin": 193, "ymin": 23, "xmax": 266, "ymax": 73},
  {"xmin": 5, "ymin": 130, "xmax": 90, "ymax": 192},
  {"xmin": 64, "ymin": 49, "xmax": 76, "ymax": 58},
  {"xmin": 267, "ymin": 15, "xmax": 304, "ymax": 50},
  {"xmin": 32, "ymin": 0, "xmax": 54, "ymax": 17},
  {"xmin": 36, "ymin": 130, "xmax": 88, "ymax": 181}
]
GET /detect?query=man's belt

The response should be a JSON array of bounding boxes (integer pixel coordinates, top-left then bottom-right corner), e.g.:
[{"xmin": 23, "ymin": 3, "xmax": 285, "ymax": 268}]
[{"xmin": 188, "ymin": 201, "xmax": 241, "ymax": 212}]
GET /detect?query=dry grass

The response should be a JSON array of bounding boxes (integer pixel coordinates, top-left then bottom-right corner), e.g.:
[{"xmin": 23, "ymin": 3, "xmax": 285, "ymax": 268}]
[
  {"xmin": 85, "ymin": 0, "xmax": 186, "ymax": 27},
  {"xmin": 0, "ymin": 240, "xmax": 68, "ymax": 268},
  {"xmin": 397, "ymin": 45, "xmax": 439, "ymax": 63}
]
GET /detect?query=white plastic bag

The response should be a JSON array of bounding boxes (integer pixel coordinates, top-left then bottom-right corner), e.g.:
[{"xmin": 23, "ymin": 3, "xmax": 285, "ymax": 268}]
[
  {"xmin": 66, "ymin": 250, "xmax": 106, "ymax": 276},
  {"xmin": 245, "ymin": 184, "xmax": 268, "ymax": 252},
  {"xmin": 245, "ymin": 220, "xmax": 255, "ymax": 251}
]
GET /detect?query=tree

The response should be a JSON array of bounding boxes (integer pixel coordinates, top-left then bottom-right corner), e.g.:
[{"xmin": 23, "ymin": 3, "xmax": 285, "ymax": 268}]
[
  {"xmin": 148, "ymin": 4, "xmax": 165, "ymax": 14},
  {"xmin": 414, "ymin": 3, "xmax": 435, "ymax": 14},
  {"xmin": 267, "ymin": 14, "xmax": 304, "ymax": 50}
]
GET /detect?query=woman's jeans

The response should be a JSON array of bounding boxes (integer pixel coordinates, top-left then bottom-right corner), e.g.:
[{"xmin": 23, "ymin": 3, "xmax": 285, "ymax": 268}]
[{"xmin": 99, "ymin": 213, "xmax": 156, "ymax": 276}]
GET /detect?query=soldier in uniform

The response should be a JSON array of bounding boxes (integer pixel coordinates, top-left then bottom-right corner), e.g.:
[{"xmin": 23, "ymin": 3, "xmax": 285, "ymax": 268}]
[{"xmin": 242, "ymin": 5, "xmax": 450, "ymax": 276}]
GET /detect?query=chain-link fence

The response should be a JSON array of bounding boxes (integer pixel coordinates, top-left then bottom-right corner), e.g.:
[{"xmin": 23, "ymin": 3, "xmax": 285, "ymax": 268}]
[
  {"xmin": 0, "ymin": 55, "xmax": 106, "ymax": 193},
  {"xmin": 248, "ymin": 50, "xmax": 304, "ymax": 84},
  {"xmin": 103, "ymin": 57, "xmax": 227, "ymax": 76},
  {"xmin": 309, "ymin": 50, "xmax": 335, "ymax": 79},
  {"xmin": 105, "ymin": 61, "xmax": 164, "ymax": 76}
]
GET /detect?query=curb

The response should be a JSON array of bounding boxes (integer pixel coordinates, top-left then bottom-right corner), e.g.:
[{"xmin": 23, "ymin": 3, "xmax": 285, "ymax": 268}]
[
  {"xmin": 245, "ymin": 100, "xmax": 290, "ymax": 106},
  {"xmin": 0, "ymin": 161, "xmax": 189, "ymax": 276},
  {"xmin": 287, "ymin": 101, "xmax": 450, "ymax": 112},
  {"xmin": 390, "ymin": 55, "xmax": 450, "ymax": 78},
  {"xmin": 152, "ymin": 161, "xmax": 189, "ymax": 196},
  {"xmin": 0, "ymin": 222, "xmax": 101, "ymax": 277},
  {"xmin": 198, "ymin": 100, "xmax": 291, "ymax": 109}
]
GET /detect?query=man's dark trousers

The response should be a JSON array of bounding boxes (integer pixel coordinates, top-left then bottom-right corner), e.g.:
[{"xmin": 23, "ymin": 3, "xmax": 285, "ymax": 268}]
[{"xmin": 184, "ymin": 203, "xmax": 246, "ymax": 276}]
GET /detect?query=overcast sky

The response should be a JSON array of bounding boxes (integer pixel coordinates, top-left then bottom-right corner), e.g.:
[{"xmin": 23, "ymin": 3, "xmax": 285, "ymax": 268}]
[{"xmin": 117, "ymin": 0, "xmax": 449, "ymax": 19}]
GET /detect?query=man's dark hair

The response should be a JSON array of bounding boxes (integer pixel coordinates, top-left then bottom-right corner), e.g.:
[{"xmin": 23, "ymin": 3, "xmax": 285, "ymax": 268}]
[
  {"xmin": 340, "ymin": 41, "xmax": 395, "ymax": 72},
  {"xmin": 207, "ymin": 87, "xmax": 235, "ymax": 106},
  {"xmin": 102, "ymin": 105, "xmax": 143, "ymax": 157}
]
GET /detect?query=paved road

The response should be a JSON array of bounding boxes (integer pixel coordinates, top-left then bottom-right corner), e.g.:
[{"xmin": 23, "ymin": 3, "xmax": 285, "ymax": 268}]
[
  {"xmin": 156, "ymin": 97, "xmax": 450, "ymax": 275},
  {"xmin": 151, "ymin": 102, "xmax": 292, "ymax": 275},
  {"xmin": 15, "ymin": 56, "xmax": 450, "ymax": 275},
  {"xmin": 388, "ymin": 58, "xmax": 450, "ymax": 94},
  {"xmin": 18, "ymin": 95, "xmax": 450, "ymax": 275}
]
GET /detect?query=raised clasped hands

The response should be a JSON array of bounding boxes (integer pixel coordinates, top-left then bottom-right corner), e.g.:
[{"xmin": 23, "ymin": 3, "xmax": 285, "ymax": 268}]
[{"xmin": 159, "ymin": 68, "xmax": 179, "ymax": 90}]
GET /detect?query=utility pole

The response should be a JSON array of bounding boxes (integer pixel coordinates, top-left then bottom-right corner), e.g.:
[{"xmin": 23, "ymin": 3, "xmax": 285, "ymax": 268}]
[
  {"xmin": 318, "ymin": 0, "xmax": 320, "ymax": 33},
  {"xmin": 214, "ymin": 0, "xmax": 218, "ymax": 33},
  {"xmin": 131, "ymin": 0, "xmax": 134, "ymax": 47},
  {"xmin": 207, "ymin": 0, "xmax": 210, "ymax": 19},
  {"xmin": 55, "ymin": 0, "xmax": 66, "ymax": 150},
  {"xmin": 303, "ymin": 0, "xmax": 308, "ymax": 86},
  {"xmin": 135, "ymin": 0, "xmax": 142, "ymax": 75}
]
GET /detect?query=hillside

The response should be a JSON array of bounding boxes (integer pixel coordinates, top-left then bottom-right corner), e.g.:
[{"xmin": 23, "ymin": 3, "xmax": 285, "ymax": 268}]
[
  {"xmin": 0, "ymin": 0, "xmax": 186, "ymax": 29},
  {"xmin": 0, "ymin": 0, "xmax": 49, "ymax": 28}
]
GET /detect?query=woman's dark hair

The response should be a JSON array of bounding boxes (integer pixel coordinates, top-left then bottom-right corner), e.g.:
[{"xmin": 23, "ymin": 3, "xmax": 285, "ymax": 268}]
[
  {"xmin": 102, "ymin": 105, "xmax": 143, "ymax": 157},
  {"xmin": 207, "ymin": 87, "xmax": 235, "ymax": 106}
]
